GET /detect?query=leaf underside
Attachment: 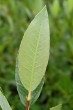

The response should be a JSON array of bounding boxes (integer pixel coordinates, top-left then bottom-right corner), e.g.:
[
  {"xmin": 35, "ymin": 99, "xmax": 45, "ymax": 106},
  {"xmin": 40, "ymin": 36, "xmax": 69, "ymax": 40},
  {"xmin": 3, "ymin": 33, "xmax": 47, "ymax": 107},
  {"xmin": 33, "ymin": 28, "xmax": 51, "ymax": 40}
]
[{"xmin": 18, "ymin": 6, "xmax": 50, "ymax": 91}]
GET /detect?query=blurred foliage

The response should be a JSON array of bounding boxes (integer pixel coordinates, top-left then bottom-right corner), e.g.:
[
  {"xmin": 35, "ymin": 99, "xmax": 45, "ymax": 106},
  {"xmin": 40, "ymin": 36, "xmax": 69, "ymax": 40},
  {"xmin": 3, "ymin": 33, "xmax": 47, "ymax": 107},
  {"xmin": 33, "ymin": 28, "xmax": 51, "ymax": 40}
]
[{"xmin": 0, "ymin": 0, "xmax": 73, "ymax": 110}]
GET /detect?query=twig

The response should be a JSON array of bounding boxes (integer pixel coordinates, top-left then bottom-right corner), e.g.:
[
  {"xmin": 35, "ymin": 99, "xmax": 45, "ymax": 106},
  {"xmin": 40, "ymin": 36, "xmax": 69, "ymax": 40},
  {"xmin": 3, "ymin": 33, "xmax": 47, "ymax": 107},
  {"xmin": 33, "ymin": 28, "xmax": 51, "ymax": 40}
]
[
  {"xmin": 26, "ymin": 101, "xmax": 29, "ymax": 110},
  {"xmin": 26, "ymin": 91, "xmax": 31, "ymax": 110}
]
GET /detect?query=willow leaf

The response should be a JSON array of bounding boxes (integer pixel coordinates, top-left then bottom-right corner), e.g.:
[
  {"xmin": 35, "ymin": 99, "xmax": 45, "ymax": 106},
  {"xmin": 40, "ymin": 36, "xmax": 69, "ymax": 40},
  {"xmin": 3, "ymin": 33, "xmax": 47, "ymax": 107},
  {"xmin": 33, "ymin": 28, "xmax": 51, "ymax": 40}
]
[{"xmin": 18, "ymin": 6, "xmax": 50, "ymax": 91}]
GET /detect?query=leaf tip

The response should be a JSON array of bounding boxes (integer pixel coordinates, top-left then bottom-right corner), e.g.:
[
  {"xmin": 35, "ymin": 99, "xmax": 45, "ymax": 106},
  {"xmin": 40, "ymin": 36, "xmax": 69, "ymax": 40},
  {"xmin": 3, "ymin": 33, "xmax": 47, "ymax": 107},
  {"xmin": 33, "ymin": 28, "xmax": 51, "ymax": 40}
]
[
  {"xmin": 50, "ymin": 103, "xmax": 62, "ymax": 110},
  {"xmin": 37, "ymin": 5, "xmax": 48, "ymax": 19},
  {"xmin": 42, "ymin": 5, "xmax": 47, "ymax": 12}
]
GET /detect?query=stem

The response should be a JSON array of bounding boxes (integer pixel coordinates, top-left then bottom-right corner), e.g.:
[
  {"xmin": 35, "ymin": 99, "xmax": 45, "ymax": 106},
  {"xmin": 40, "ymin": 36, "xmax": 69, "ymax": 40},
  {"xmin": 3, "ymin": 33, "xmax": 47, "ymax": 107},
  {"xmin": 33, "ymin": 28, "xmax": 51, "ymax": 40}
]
[
  {"xmin": 26, "ymin": 91, "xmax": 31, "ymax": 110},
  {"xmin": 26, "ymin": 101, "xmax": 29, "ymax": 110}
]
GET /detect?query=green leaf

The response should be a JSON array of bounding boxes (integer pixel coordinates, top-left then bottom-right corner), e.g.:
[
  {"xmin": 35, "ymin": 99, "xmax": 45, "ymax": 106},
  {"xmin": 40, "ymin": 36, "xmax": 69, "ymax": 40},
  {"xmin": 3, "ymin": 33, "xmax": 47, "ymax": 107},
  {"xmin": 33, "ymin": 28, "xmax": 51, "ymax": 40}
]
[
  {"xmin": 0, "ymin": 90, "xmax": 12, "ymax": 110},
  {"xmin": 50, "ymin": 104, "xmax": 62, "ymax": 110},
  {"xmin": 18, "ymin": 6, "xmax": 50, "ymax": 91},
  {"xmin": 51, "ymin": 0, "xmax": 60, "ymax": 17},
  {"xmin": 15, "ymin": 61, "xmax": 45, "ymax": 106},
  {"xmin": 67, "ymin": 0, "xmax": 73, "ymax": 13},
  {"xmin": 63, "ymin": 0, "xmax": 73, "ymax": 15}
]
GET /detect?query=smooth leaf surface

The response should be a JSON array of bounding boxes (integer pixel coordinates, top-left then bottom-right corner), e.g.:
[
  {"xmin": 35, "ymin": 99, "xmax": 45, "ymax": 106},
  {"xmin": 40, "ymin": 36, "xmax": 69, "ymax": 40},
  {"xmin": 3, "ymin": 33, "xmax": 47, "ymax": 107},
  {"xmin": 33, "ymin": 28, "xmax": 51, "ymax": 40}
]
[
  {"xmin": 18, "ymin": 6, "xmax": 50, "ymax": 91},
  {"xmin": 0, "ymin": 90, "xmax": 12, "ymax": 110},
  {"xmin": 50, "ymin": 104, "xmax": 62, "ymax": 110},
  {"xmin": 15, "ymin": 61, "xmax": 45, "ymax": 106}
]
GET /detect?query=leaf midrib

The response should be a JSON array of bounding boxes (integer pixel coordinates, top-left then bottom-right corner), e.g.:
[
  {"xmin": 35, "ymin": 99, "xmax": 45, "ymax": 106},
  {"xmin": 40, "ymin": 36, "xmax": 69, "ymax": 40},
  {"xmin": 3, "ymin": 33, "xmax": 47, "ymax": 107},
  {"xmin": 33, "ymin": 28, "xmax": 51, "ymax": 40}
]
[{"xmin": 29, "ymin": 21, "xmax": 43, "ymax": 91}]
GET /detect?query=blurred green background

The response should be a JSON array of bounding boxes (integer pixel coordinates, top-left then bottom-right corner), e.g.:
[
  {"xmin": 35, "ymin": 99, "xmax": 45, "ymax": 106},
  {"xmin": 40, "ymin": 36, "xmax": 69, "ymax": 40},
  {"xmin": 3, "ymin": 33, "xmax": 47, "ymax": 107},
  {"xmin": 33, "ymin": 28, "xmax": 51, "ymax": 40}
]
[{"xmin": 0, "ymin": 0, "xmax": 73, "ymax": 110}]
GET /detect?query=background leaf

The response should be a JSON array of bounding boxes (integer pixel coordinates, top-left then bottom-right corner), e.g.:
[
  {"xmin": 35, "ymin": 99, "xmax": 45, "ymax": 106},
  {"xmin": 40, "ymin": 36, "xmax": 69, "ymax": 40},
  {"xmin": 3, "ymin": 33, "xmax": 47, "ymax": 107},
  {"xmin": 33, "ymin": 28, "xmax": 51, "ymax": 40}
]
[
  {"xmin": 51, "ymin": 0, "xmax": 60, "ymax": 17},
  {"xmin": 63, "ymin": 0, "xmax": 73, "ymax": 15},
  {"xmin": 0, "ymin": 90, "xmax": 12, "ymax": 110},
  {"xmin": 50, "ymin": 104, "xmax": 62, "ymax": 110},
  {"xmin": 18, "ymin": 6, "xmax": 50, "ymax": 91},
  {"xmin": 67, "ymin": 0, "xmax": 73, "ymax": 13}
]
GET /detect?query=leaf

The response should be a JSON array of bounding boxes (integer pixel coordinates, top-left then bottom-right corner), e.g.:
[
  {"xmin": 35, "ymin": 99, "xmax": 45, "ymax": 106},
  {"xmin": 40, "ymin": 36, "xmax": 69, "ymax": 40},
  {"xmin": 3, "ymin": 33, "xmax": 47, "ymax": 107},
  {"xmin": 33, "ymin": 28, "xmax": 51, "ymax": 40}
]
[
  {"xmin": 18, "ymin": 6, "xmax": 50, "ymax": 91},
  {"xmin": 67, "ymin": 0, "xmax": 73, "ymax": 13},
  {"xmin": 50, "ymin": 104, "xmax": 62, "ymax": 110},
  {"xmin": 15, "ymin": 61, "xmax": 45, "ymax": 106},
  {"xmin": 0, "ymin": 90, "xmax": 12, "ymax": 110},
  {"xmin": 63, "ymin": 0, "xmax": 73, "ymax": 15},
  {"xmin": 51, "ymin": 0, "xmax": 60, "ymax": 17}
]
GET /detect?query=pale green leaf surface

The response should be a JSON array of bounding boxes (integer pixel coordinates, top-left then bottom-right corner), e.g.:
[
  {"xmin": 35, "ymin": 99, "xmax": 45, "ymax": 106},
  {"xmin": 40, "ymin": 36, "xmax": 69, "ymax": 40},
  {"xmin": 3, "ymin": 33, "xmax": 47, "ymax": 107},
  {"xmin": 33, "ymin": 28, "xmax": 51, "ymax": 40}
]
[
  {"xmin": 18, "ymin": 6, "xmax": 50, "ymax": 91},
  {"xmin": 50, "ymin": 104, "xmax": 62, "ymax": 110},
  {"xmin": 0, "ymin": 90, "xmax": 12, "ymax": 110},
  {"xmin": 15, "ymin": 61, "xmax": 45, "ymax": 106}
]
